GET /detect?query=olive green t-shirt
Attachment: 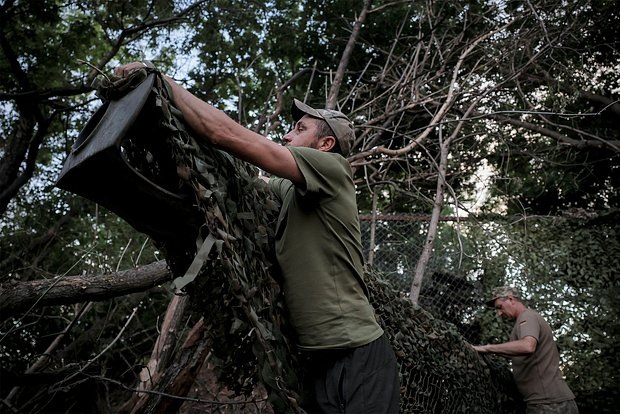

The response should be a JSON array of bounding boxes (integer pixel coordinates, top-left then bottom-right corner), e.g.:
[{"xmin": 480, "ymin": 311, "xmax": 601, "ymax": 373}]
[
  {"xmin": 510, "ymin": 309, "xmax": 575, "ymax": 403},
  {"xmin": 269, "ymin": 147, "xmax": 383, "ymax": 350}
]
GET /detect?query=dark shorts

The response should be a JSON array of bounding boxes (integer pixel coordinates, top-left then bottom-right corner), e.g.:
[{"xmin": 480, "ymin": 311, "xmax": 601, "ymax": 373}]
[
  {"xmin": 300, "ymin": 335, "xmax": 400, "ymax": 413},
  {"xmin": 526, "ymin": 399, "xmax": 579, "ymax": 414}
]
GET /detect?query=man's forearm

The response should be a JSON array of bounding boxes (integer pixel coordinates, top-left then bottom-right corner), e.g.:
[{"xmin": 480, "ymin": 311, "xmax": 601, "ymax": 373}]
[
  {"xmin": 161, "ymin": 75, "xmax": 304, "ymax": 184},
  {"xmin": 473, "ymin": 337, "xmax": 537, "ymax": 357},
  {"xmin": 162, "ymin": 75, "xmax": 242, "ymax": 146}
]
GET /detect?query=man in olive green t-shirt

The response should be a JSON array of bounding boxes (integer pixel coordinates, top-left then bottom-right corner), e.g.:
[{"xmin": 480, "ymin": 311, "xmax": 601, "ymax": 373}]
[
  {"xmin": 473, "ymin": 286, "xmax": 578, "ymax": 414},
  {"xmin": 269, "ymin": 146, "xmax": 383, "ymax": 350},
  {"xmin": 115, "ymin": 61, "xmax": 399, "ymax": 413},
  {"xmin": 266, "ymin": 101, "xmax": 400, "ymax": 413}
]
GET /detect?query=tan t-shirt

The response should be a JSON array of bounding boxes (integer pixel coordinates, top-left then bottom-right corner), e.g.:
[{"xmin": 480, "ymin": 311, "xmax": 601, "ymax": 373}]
[
  {"xmin": 511, "ymin": 309, "xmax": 575, "ymax": 403},
  {"xmin": 269, "ymin": 147, "xmax": 383, "ymax": 350}
]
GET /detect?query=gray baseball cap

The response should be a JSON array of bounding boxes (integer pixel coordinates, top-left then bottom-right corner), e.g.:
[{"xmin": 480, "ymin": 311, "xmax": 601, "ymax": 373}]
[
  {"xmin": 485, "ymin": 286, "xmax": 521, "ymax": 307},
  {"xmin": 291, "ymin": 98, "xmax": 355, "ymax": 156}
]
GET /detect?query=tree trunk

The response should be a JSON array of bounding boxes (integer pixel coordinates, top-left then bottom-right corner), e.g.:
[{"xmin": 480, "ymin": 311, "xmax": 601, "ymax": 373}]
[
  {"xmin": 120, "ymin": 293, "xmax": 191, "ymax": 413},
  {"xmin": 326, "ymin": 0, "xmax": 372, "ymax": 109},
  {"xmin": 367, "ymin": 188, "xmax": 379, "ymax": 266},
  {"xmin": 139, "ymin": 318, "xmax": 210, "ymax": 414},
  {"xmin": 410, "ymin": 128, "xmax": 450, "ymax": 304}
]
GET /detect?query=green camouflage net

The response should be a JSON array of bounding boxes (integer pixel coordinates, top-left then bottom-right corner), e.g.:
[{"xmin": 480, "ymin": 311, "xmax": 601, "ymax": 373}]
[
  {"xmin": 366, "ymin": 273, "xmax": 521, "ymax": 413},
  {"xmin": 94, "ymin": 70, "xmax": 520, "ymax": 413}
]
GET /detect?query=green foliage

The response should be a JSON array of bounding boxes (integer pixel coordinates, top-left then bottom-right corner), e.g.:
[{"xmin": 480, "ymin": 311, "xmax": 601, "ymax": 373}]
[
  {"xmin": 362, "ymin": 213, "xmax": 620, "ymax": 412},
  {"xmin": 179, "ymin": 0, "xmax": 307, "ymax": 129},
  {"xmin": 507, "ymin": 215, "xmax": 620, "ymax": 405},
  {"xmin": 1, "ymin": 0, "xmax": 619, "ymax": 411},
  {"xmin": 469, "ymin": 214, "xmax": 620, "ymax": 412}
]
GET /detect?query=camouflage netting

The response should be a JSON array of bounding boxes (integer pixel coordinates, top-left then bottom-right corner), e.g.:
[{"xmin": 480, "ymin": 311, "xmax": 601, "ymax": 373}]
[
  {"xmin": 366, "ymin": 274, "xmax": 522, "ymax": 413},
  {"xmin": 94, "ymin": 70, "xmax": 520, "ymax": 413}
]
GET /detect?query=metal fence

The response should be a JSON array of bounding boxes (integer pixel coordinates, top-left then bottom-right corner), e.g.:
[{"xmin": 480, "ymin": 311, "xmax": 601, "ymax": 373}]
[{"xmin": 359, "ymin": 215, "xmax": 485, "ymax": 344}]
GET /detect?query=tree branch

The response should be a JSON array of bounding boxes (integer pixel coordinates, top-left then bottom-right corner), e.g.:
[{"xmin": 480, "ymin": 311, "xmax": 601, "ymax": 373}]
[
  {"xmin": 0, "ymin": 261, "xmax": 172, "ymax": 319},
  {"xmin": 327, "ymin": 0, "xmax": 372, "ymax": 108}
]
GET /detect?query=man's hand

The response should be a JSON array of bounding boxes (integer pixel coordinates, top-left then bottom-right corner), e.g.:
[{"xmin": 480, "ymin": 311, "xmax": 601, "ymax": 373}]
[
  {"xmin": 114, "ymin": 62, "xmax": 148, "ymax": 77},
  {"xmin": 470, "ymin": 337, "xmax": 537, "ymax": 357},
  {"xmin": 472, "ymin": 344, "xmax": 489, "ymax": 353},
  {"xmin": 111, "ymin": 62, "xmax": 304, "ymax": 185}
]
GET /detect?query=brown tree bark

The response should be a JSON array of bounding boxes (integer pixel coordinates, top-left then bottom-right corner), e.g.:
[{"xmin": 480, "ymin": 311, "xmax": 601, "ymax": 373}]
[
  {"xmin": 120, "ymin": 293, "xmax": 191, "ymax": 414},
  {"xmin": 131, "ymin": 318, "xmax": 211, "ymax": 414},
  {"xmin": 0, "ymin": 260, "xmax": 172, "ymax": 319}
]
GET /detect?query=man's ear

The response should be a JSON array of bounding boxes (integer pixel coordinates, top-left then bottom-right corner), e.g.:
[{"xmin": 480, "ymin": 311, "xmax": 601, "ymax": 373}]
[{"xmin": 318, "ymin": 135, "xmax": 337, "ymax": 152}]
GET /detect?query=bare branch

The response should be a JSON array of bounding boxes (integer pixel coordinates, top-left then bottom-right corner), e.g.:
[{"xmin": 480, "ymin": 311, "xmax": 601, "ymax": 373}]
[
  {"xmin": 0, "ymin": 261, "xmax": 172, "ymax": 319},
  {"xmin": 327, "ymin": 0, "xmax": 372, "ymax": 108}
]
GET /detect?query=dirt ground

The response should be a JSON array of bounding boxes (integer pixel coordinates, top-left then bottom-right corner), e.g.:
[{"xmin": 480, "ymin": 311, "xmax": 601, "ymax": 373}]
[{"xmin": 179, "ymin": 363, "xmax": 274, "ymax": 414}]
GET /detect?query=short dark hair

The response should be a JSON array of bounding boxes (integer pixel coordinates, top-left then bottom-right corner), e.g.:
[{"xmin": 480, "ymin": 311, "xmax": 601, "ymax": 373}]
[{"xmin": 314, "ymin": 118, "xmax": 342, "ymax": 155}]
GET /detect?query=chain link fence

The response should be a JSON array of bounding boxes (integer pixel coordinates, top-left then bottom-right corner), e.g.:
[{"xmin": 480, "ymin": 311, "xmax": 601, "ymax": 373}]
[
  {"xmin": 359, "ymin": 215, "xmax": 523, "ymax": 413},
  {"xmin": 359, "ymin": 215, "xmax": 487, "ymax": 344},
  {"xmin": 358, "ymin": 212, "xmax": 620, "ymax": 413}
]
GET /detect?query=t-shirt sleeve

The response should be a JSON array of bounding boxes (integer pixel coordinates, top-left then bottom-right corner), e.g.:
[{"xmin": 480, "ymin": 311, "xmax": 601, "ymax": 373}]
[
  {"xmin": 287, "ymin": 146, "xmax": 350, "ymax": 199},
  {"xmin": 268, "ymin": 177, "xmax": 292, "ymax": 202},
  {"xmin": 517, "ymin": 310, "xmax": 541, "ymax": 342}
]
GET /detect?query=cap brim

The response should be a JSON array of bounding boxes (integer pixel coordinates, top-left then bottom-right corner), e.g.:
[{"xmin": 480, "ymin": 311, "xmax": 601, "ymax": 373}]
[
  {"xmin": 485, "ymin": 297, "xmax": 498, "ymax": 307},
  {"xmin": 292, "ymin": 99, "xmax": 323, "ymax": 122}
]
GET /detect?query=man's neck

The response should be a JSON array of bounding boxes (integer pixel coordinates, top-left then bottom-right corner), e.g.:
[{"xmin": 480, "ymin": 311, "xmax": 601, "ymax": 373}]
[{"xmin": 514, "ymin": 302, "xmax": 528, "ymax": 318}]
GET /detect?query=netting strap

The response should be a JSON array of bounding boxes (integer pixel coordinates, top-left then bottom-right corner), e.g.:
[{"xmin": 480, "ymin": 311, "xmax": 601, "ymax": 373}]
[{"xmin": 172, "ymin": 233, "xmax": 217, "ymax": 291}]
